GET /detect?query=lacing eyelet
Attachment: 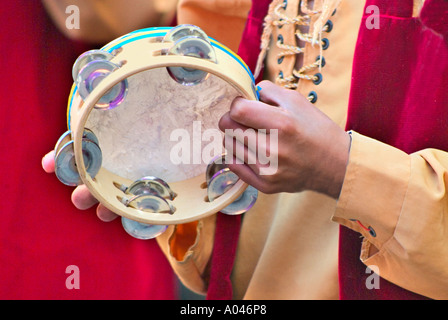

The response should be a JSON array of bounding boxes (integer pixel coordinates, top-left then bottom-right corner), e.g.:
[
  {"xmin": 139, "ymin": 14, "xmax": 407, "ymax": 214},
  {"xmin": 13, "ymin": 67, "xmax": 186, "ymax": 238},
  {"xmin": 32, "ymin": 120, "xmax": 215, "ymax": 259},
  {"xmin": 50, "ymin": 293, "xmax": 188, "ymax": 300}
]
[
  {"xmin": 277, "ymin": 34, "xmax": 284, "ymax": 45},
  {"xmin": 324, "ymin": 20, "xmax": 333, "ymax": 33},
  {"xmin": 316, "ymin": 55, "xmax": 326, "ymax": 67},
  {"xmin": 308, "ymin": 91, "xmax": 318, "ymax": 103},
  {"xmin": 349, "ymin": 219, "xmax": 377, "ymax": 238},
  {"xmin": 322, "ymin": 38, "xmax": 330, "ymax": 50},
  {"xmin": 269, "ymin": 2, "xmax": 331, "ymax": 90},
  {"xmin": 277, "ymin": 34, "xmax": 285, "ymax": 65},
  {"xmin": 278, "ymin": 18, "xmax": 284, "ymax": 29},
  {"xmin": 313, "ymin": 73, "xmax": 322, "ymax": 85}
]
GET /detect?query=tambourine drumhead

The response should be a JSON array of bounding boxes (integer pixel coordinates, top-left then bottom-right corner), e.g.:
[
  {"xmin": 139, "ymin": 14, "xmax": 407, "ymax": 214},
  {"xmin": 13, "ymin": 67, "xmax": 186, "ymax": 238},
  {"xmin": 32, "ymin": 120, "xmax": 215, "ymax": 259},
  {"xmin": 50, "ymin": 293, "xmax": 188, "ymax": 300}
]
[
  {"xmin": 63, "ymin": 26, "xmax": 258, "ymax": 226},
  {"xmin": 85, "ymin": 67, "xmax": 238, "ymax": 182}
]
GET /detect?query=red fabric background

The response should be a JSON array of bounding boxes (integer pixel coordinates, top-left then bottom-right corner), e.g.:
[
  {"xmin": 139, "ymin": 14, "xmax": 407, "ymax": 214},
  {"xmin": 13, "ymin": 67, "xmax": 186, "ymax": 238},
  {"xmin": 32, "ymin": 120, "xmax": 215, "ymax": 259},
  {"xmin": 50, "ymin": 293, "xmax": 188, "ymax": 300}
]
[
  {"xmin": 340, "ymin": 0, "xmax": 448, "ymax": 299},
  {"xmin": 0, "ymin": 1, "xmax": 176, "ymax": 299}
]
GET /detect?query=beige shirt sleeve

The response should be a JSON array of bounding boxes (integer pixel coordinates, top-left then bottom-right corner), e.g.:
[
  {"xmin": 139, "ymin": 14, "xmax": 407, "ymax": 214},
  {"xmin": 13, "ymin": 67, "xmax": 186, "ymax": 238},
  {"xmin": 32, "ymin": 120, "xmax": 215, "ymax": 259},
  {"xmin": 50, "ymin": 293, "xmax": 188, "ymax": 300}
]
[
  {"xmin": 176, "ymin": 0, "xmax": 251, "ymax": 52},
  {"xmin": 156, "ymin": 215, "xmax": 216, "ymax": 295},
  {"xmin": 334, "ymin": 131, "xmax": 448, "ymax": 300},
  {"xmin": 43, "ymin": 0, "xmax": 177, "ymax": 43}
]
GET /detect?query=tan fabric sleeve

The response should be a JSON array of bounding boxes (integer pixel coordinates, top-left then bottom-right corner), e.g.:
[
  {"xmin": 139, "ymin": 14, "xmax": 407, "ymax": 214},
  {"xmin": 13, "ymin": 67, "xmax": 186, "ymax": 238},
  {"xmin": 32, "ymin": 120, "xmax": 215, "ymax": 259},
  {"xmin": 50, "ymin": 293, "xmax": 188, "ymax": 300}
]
[
  {"xmin": 334, "ymin": 131, "xmax": 448, "ymax": 300},
  {"xmin": 42, "ymin": 0, "xmax": 177, "ymax": 43},
  {"xmin": 176, "ymin": 0, "xmax": 251, "ymax": 52},
  {"xmin": 156, "ymin": 215, "xmax": 217, "ymax": 295}
]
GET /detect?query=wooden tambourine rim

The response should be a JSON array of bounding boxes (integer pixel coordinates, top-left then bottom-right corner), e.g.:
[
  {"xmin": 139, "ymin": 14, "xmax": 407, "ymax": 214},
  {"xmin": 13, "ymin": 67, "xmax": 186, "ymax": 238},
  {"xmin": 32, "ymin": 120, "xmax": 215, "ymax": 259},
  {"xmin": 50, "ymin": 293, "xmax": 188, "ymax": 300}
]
[{"xmin": 67, "ymin": 27, "xmax": 258, "ymax": 225}]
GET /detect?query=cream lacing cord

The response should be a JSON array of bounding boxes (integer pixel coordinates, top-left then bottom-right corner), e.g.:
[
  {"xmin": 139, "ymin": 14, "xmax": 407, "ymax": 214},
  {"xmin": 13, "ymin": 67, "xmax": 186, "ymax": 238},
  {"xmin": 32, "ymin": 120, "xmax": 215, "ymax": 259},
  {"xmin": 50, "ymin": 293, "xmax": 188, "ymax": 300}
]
[{"xmin": 255, "ymin": 0, "xmax": 341, "ymax": 94}]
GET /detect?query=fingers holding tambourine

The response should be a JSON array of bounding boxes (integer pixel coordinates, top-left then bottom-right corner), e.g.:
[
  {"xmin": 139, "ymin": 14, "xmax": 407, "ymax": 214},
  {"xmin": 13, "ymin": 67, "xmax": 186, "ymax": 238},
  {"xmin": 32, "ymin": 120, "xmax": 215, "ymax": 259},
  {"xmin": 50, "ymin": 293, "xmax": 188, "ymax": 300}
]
[
  {"xmin": 222, "ymin": 136, "xmax": 278, "ymax": 194},
  {"xmin": 72, "ymin": 186, "xmax": 118, "ymax": 221},
  {"xmin": 71, "ymin": 185, "xmax": 98, "ymax": 210},
  {"xmin": 71, "ymin": 180, "xmax": 118, "ymax": 221},
  {"xmin": 42, "ymin": 151, "xmax": 97, "ymax": 210},
  {"xmin": 42, "ymin": 150, "xmax": 56, "ymax": 173},
  {"xmin": 221, "ymin": 80, "xmax": 351, "ymax": 197},
  {"xmin": 228, "ymin": 98, "xmax": 283, "ymax": 132},
  {"xmin": 42, "ymin": 150, "xmax": 118, "ymax": 221},
  {"xmin": 219, "ymin": 111, "xmax": 268, "ymax": 150},
  {"xmin": 226, "ymin": 80, "xmax": 301, "ymax": 131},
  {"xmin": 96, "ymin": 203, "xmax": 119, "ymax": 222},
  {"xmin": 223, "ymin": 133, "xmax": 258, "ymax": 171}
]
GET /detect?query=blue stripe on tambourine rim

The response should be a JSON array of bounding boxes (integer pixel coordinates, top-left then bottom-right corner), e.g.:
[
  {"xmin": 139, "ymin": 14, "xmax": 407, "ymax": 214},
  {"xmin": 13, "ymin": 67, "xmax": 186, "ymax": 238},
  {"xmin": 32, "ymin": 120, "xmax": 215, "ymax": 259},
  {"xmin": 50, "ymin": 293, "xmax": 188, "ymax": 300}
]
[
  {"xmin": 67, "ymin": 27, "xmax": 257, "ymax": 129},
  {"xmin": 102, "ymin": 27, "xmax": 254, "ymax": 82}
]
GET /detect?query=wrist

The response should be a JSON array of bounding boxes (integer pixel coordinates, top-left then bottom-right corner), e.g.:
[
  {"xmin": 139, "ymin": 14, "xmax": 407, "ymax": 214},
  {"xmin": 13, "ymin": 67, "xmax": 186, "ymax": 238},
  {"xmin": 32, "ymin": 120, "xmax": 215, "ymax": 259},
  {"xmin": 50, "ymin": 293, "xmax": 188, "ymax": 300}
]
[{"xmin": 310, "ymin": 130, "xmax": 352, "ymax": 199}]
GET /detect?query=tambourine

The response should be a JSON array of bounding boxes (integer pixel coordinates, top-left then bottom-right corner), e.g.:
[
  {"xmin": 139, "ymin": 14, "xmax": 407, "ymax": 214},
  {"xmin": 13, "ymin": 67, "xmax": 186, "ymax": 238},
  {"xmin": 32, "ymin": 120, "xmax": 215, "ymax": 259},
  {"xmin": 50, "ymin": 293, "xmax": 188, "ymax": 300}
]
[{"xmin": 54, "ymin": 25, "xmax": 259, "ymax": 239}]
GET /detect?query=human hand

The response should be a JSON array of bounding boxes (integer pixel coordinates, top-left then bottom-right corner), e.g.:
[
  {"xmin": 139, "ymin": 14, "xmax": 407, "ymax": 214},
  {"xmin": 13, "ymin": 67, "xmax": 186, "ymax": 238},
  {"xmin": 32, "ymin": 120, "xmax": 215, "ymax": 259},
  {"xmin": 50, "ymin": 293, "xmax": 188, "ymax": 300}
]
[
  {"xmin": 218, "ymin": 80, "xmax": 351, "ymax": 199},
  {"xmin": 42, "ymin": 151, "xmax": 119, "ymax": 221}
]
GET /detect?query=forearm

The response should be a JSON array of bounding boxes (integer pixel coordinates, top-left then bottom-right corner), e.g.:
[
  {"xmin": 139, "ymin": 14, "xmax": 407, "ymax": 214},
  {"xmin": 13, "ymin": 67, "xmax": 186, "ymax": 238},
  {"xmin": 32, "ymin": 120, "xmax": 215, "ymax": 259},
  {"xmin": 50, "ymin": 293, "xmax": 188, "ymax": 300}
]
[{"xmin": 42, "ymin": 0, "xmax": 175, "ymax": 43}]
